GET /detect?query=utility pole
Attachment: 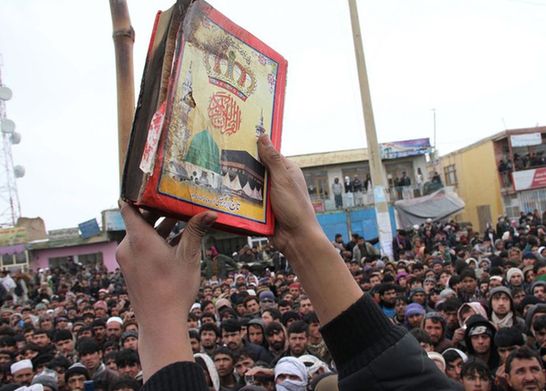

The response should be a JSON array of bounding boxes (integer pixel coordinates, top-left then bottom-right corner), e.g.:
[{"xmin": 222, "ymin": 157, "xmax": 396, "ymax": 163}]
[{"xmin": 348, "ymin": 0, "xmax": 393, "ymax": 258}]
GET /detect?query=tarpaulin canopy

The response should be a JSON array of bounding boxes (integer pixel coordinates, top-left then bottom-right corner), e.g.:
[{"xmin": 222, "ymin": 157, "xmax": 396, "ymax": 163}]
[{"xmin": 394, "ymin": 188, "xmax": 465, "ymax": 228}]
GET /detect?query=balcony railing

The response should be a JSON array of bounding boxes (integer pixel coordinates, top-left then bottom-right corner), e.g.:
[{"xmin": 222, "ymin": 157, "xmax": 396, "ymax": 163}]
[{"xmin": 311, "ymin": 184, "xmax": 435, "ymax": 212}]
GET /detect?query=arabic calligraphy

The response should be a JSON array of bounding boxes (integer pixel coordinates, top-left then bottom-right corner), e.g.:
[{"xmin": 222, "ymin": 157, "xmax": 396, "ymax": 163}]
[{"xmin": 207, "ymin": 91, "xmax": 242, "ymax": 135}]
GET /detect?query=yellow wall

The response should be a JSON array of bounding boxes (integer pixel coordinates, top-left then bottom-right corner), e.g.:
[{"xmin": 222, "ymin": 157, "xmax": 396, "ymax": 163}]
[{"xmin": 440, "ymin": 141, "xmax": 504, "ymax": 230}]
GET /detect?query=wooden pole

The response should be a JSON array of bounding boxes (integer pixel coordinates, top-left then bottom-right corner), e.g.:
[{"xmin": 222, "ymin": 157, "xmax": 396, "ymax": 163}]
[
  {"xmin": 348, "ymin": 0, "xmax": 393, "ymax": 258},
  {"xmin": 109, "ymin": 0, "xmax": 135, "ymax": 180}
]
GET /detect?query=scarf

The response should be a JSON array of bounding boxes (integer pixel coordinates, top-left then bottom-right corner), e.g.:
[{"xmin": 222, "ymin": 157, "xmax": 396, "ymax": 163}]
[
  {"xmin": 491, "ymin": 311, "xmax": 514, "ymax": 329},
  {"xmin": 275, "ymin": 357, "xmax": 308, "ymax": 391},
  {"xmin": 276, "ymin": 380, "xmax": 307, "ymax": 391}
]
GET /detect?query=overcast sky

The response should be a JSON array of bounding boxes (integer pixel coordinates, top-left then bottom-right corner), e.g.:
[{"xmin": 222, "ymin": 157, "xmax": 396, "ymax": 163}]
[{"xmin": 1, "ymin": 0, "xmax": 546, "ymax": 230}]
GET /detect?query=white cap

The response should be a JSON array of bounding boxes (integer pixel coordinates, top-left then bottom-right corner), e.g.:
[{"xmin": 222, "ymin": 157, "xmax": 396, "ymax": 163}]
[
  {"xmin": 442, "ymin": 348, "xmax": 469, "ymax": 363},
  {"xmin": 11, "ymin": 359, "xmax": 33, "ymax": 374},
  {"xmin": 190, "ymin": 303, "xmax": 201, "ymax": 312},
  {"xmin": 106, "ymin": 316, "xmax": 123, "ymax": 325}
]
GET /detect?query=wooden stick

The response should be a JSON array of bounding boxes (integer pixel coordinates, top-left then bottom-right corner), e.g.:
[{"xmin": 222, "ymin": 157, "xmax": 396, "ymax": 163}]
[{"xmin": 109, "ymin": 0, "xmax": 135, "ymax": 180}]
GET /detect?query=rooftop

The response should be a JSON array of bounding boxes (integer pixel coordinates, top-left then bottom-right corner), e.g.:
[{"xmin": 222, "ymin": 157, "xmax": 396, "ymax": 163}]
[
  {"xmin": 26, "ymin": 230, "xmax": 110, "ymax": 251},
  {"xmin": 287, "ymin": 148, "xmax": 369, "ymax": 169}
]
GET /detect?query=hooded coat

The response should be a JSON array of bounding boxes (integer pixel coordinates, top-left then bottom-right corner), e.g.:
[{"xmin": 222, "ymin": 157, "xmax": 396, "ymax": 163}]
[{"xmin": 464, "ymin": 315, "xmax": 500, "ymax": 371}]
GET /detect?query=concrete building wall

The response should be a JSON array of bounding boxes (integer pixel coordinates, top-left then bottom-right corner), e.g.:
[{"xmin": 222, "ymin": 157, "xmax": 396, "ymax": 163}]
[
  {"xmin": 30, "ymin": 242, "xmax": 119, "ymax": 271},
  {"xmin": 440, "ymin": 141, "xmax": 504, "ymax": 230}
]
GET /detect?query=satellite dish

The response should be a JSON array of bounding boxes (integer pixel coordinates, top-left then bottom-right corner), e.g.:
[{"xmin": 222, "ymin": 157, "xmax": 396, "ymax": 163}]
[
  {"xmin": 13, "ymin": 165, "xmax": 25, "ymax": 178},
  {"xmin": 1, "ymin": 118, "xmax": 15, "ymax": 134},
  {"xmin": 10, "ymin": 132, "xmax": 21, "ymax": 144},
  {"xmin": 0, "ymin": 86, "xmax": 12, "ymax": 101}
]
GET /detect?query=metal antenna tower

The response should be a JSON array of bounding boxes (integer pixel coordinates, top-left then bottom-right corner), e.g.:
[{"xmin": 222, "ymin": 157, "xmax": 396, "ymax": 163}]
[{"xmin": 0, "ymin": 56, "xmax": 24, "ymax": 228}]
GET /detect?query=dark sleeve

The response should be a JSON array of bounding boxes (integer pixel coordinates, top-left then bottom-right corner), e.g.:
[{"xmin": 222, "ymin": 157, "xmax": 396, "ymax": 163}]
[
  {"xmin": 247, "ymin": 343, "xmax": 274, "ymax": 365},
  {"xmin": 320, "ymin": 295, "xmax": 462, "ymax": 391},
  {"xmin": 258, "ymin": 346, "xmax": 275, "ymax": 365},
  {"xmin": 141, "ymin": 361, "xmax": 209, "ymax": 391}
]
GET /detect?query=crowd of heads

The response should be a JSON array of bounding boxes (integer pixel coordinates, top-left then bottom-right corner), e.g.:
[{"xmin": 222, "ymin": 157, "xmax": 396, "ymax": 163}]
[
  {"xmin": 335, "ymin": 212, "xmax": 546, "ymax": 390},
  {"xmin": 5, "ymin": 209, "xmax": 546, "ymax": 390},
  {"xmin": 0, "ymin": 266, "xmax": 141, "ymax": 391}
]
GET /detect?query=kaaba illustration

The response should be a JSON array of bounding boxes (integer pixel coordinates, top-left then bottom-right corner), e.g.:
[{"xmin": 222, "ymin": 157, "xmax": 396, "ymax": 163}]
[{"xmin": 167, "ymin": 128, "xmax": 264, "ymax": 204}]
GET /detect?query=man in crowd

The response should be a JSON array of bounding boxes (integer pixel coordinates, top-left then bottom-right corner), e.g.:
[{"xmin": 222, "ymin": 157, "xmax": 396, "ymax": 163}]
[
  {"xmin": 115, "ymin": 349, "xmax": 142, "ymax": 384},
  {"xmin": 10, "ymin": 359, "xmax": 33, "ymax": 387},
  {"xmin": 213, "ymin": 347, "xmax": 240, "ymax": 390},
  {"xmin": 65, "ymin": 363, "xmax": 91, "ymax": 391},
  {"xmin": 264, "ymin": 322, "xmax": 287, "ymax": 362},
  {"xmin": 378, "ymin": 283, "xmax": 397, "ymax": 318},
  {"xmin": 422, "ymin": 312, "xmax": 452, "ymax": 353},
  {"xmin": 505, "ymin": 347, "xmax": 545, "ymax": 391},
  {"xmin": 77, "ymin": 337, "xmax": 118, "ymax": 388},
  {"xmin": 220, "ymin": 319, "xmax": 273, "ymax": 364},
  {"xmin": 199, "ymin": 323, "xmax": 220, "ymax": 356},
  {"xmin": 464, "ymin": 316, "xmax": 499, "ymax": 371}
]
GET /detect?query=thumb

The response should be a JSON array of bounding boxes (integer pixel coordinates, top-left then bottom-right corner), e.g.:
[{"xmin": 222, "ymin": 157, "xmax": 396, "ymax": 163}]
[
  {"xmin": 258, "ymin": 135, "xmax": 286, "ymax": 173},
  {"xmin": 177, "ymin": 211, "xmax": 218, "ymax": 260}
]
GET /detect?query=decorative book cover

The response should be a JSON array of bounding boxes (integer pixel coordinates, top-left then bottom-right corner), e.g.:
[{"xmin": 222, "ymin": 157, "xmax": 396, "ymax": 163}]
[{"xmin": 122, "ymin": 0, "xmax": 287, "ymax": 236}]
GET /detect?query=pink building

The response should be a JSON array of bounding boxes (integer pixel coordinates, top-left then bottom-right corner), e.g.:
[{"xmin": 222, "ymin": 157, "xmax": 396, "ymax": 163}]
[{"xmin": 28, "ymin": 232, "xmax": 119, "ymax": 272}]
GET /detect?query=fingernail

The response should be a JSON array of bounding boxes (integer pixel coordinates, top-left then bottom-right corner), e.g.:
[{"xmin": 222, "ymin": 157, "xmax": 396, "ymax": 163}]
[{"xmin": 259, "ymin": 135, "xmax": 271, "ymax": 146}]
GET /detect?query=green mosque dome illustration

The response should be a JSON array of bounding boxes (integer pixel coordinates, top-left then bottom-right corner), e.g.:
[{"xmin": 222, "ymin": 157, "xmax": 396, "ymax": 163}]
[{"xmin": 184, "ymin": 129, "xmax": 221, "ymax": 174}]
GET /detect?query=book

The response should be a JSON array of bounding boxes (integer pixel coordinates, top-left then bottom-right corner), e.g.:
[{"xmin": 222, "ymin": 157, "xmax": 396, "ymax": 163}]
[{"xmin": 122, "ymin": 0, "xmax": 287, "ymax": 236}]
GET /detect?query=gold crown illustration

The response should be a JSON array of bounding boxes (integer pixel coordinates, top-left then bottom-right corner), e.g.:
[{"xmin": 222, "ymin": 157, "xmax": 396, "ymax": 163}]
[{"xmin": 204, "ymin": 49, "xmax": 257, "ymax": 101}]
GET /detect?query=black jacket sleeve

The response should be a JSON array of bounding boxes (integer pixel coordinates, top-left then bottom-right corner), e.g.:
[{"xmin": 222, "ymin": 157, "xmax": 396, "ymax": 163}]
[
  {"xmin": 320, "ymin": 295, "xmax": 463, "ymax": 391},
  {"xmin": 141, "ymin": 361, "xmax": 209, "ymax": 391}
]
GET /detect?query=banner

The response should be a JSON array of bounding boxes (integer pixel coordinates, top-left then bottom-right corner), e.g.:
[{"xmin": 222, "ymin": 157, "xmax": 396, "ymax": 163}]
[
  {"xmin": 513, "ymin": 167, "xmax": 546, "ymax": 191},
  {"xmin": 78, "ymin": 219, "xmax": 101, "ymax": 239},
  {"xmin": 0, "ymin": 227, "xmax": 27, "ymax": 247},
  {"xmin": 48, "ymin": 228, "xmax": 80, "ymax": 242},
  {"xmin": 380, "ymin": 138, "xmax": 432, "ymax": 160},
  {"xmin": 510, "ymin": 133, "xmax": 542, "ymax": 148},
  {"xmin": 103, "ymin": 210, "xmax": 125, "ymax": 231}
]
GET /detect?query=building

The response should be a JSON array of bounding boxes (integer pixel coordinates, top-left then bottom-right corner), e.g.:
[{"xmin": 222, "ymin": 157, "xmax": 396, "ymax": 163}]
[
  {"xmin": 287, "ymin": 138, "xmax": 433, "ymax": 242},
  {"xmin": 26, "ymin": 228, "xmax": 118, "ymax": 271},
  {"xmin": 289, "ymin": 138, "xmax": 431, "ymax": 212},
  {"xmin": 438, "ymin": 126, "xmax": 546, "ymax": 231},
  {"xmin": 0, "ymin": 211, "xmax": 124, "ymax": 272}
]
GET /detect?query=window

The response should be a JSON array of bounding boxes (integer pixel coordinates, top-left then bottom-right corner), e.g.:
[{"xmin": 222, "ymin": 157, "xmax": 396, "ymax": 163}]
[
  {"xmin": 303, "ymin": 170, "xmax": 330, "ymax": 200},
  {"xmin": 444, "ymin": 164, "xmax": 458, "ymax": 186},
  {"xmin": 519, "ymin": 189, "xmax": 546, "ymax": 216},
  {"xmin": 14, "ymin": 252, "xmax": 27, "ymax": 264},
  {"xmin": 2, "ymin": 254, "xmax": 14, "ymax": 267},
  {"xmin": 503, "ymin": 195, "xmax": 520, "ymax": 220},
  {"xmin": 78, "ymin": 252, "xmax": 103, "ymax": 266},
  {"xmin": 49, "ymin": 256, "xmax": 73, "ymax": 269}
]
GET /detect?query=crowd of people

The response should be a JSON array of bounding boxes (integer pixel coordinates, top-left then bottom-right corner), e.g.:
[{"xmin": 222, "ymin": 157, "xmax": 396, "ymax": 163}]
[
  {"xmin": 331, "ymin": 211, "xmax": 546, "ymax": 391},
  {"xmin": 0, "ymin": 266, "xmax": 143, "ymax": 391},
  {"xmin": 5, "ymin": 138, "xmax": 546, "ymax": 390},
  {"xmin": 2, "ymin": 209, "xmax": 546, "ymax": 390}
]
